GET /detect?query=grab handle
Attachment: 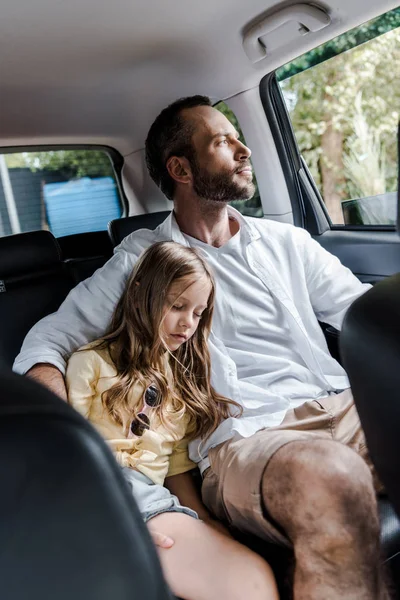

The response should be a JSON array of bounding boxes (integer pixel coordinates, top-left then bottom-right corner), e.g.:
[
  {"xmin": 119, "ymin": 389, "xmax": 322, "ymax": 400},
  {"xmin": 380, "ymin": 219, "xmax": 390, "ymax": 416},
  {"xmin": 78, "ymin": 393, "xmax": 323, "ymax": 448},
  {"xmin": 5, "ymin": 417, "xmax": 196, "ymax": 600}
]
[{"xmin": 243, "ymin": 3, "xmax": 331, "ymax": 63}]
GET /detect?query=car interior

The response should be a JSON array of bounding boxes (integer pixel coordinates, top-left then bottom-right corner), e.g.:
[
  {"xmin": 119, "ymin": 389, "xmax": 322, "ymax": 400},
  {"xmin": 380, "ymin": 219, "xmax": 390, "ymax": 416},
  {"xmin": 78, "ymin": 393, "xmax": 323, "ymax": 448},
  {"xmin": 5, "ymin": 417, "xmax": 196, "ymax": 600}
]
[{"xmin": 1, "ymin": 0, "xmax": 400, "ymax": 597}]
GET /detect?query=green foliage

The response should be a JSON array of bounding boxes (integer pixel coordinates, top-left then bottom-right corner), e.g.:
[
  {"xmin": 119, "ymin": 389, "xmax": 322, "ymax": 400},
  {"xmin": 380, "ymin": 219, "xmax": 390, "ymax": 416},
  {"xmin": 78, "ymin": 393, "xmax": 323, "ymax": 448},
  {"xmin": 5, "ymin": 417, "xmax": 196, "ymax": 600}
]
[
  {"xmin": 277, "ymin": 7, "xmax": 400, "ymax": 81},
  {"xmin": 278, "ymin": 15, "xmax": 400, "ymax": 222},
  {"xmin": 343, "ymin": 94, "xmax": 387, "ymax": 199},
  {"xmin": 5, "ymin": 149, "xmax": 113, "ymax": 179}
]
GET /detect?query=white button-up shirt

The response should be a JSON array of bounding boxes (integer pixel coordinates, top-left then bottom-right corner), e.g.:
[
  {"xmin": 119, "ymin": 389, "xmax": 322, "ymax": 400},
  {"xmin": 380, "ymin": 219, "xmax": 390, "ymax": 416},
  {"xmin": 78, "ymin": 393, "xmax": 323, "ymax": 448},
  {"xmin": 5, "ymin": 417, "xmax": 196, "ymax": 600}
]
[
  {"xmin": 183, "ymin": 226, "xmax": 339, "ymax": 407},
  {"xmin": 13, "ymin": 209, "xmax": 369, "ymax": 472}
]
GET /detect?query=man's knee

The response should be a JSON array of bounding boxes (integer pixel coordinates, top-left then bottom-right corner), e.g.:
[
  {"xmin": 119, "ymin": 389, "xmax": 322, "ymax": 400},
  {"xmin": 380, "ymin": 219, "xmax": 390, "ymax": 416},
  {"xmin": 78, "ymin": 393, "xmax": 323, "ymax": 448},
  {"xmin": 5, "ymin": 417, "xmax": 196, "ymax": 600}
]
[{"xmin": 262, "ymin": 440, "xmax": 377, "ymax": 538}]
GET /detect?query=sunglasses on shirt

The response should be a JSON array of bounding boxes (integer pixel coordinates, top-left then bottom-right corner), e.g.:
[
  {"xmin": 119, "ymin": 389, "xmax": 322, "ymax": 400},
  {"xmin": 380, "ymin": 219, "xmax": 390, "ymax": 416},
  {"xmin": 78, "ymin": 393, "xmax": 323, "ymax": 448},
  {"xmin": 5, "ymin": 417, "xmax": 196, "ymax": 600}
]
[{"xmin": 129, "ymin": 384, "xmax": 162, "ymax": 437}]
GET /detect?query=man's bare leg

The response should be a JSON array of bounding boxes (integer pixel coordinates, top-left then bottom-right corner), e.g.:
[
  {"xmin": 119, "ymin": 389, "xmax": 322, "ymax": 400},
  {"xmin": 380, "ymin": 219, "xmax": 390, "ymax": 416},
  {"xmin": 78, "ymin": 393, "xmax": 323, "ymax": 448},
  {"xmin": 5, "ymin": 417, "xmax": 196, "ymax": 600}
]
[
  {"xmin": 262, "ymin": 439, "xmax": 389, "ymax": 600},
  {"xmin": 27, "ymin": 363, "xmax": 67, "ymax": 401}
]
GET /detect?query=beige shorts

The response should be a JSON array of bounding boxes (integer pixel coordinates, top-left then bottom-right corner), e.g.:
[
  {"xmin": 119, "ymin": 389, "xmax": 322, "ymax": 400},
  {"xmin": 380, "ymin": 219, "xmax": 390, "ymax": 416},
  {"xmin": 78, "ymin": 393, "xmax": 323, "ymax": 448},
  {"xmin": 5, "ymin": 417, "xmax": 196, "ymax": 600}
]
[{"xmin": 202, "ymin": 389, "xmax": 382, "ymax": 547}]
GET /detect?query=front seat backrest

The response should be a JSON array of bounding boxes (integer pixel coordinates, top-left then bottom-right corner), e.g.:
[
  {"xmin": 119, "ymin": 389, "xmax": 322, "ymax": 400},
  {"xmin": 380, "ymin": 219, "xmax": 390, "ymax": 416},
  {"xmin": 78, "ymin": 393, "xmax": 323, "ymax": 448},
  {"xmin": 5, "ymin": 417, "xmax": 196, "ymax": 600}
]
[
  {"xmin": 0, "ymin": 231, "xmax": 74, "ymax": 367},
  {"xmin": 0, "ymin": 368, "xmax": 172, "ymax": 600},
  {"xmin": 340, "ymin": 273, "xmax": 400, "ymax": 518},
  {"xmin": 108, "ymin": 211, "xmax": 171, "ymax": 247}
]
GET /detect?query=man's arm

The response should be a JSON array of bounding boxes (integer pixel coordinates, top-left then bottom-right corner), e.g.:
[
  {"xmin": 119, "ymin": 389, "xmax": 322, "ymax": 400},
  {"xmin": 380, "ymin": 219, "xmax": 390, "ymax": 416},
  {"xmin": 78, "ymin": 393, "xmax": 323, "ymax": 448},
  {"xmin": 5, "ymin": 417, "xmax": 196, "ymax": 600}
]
[
  {"xmin": 298, "ymin": 227, "xmax": 371, "ymax": 330},
  {"xmin": 27, "ymin": 363, "xmax": 67, "ymax": 400}
]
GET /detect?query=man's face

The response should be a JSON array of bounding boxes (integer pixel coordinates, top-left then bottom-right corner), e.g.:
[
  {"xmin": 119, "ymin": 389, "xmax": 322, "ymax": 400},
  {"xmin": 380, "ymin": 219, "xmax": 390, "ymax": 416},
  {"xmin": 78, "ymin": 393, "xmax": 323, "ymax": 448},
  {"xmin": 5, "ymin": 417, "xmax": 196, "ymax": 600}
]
[{"xmin": 182, "ymin": 106, "xmax": 255, "ymax": 203}]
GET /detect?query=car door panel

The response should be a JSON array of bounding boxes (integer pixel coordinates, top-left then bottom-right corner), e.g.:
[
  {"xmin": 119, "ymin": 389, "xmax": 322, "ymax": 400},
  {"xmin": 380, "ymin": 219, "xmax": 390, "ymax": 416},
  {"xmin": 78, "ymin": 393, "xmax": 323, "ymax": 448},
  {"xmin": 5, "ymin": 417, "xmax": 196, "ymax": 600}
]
[{"xmin": 314, "ymin": 230, "xmax": 400, "ymax": 285}]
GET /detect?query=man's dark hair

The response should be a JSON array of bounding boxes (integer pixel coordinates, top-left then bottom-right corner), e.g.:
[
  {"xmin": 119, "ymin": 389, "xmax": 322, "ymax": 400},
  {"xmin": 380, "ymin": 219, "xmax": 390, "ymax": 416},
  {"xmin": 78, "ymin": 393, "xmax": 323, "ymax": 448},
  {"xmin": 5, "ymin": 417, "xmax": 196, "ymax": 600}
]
[{"xmin": 145, "ymin": 95, "xmax": 212, "ymax": 200}]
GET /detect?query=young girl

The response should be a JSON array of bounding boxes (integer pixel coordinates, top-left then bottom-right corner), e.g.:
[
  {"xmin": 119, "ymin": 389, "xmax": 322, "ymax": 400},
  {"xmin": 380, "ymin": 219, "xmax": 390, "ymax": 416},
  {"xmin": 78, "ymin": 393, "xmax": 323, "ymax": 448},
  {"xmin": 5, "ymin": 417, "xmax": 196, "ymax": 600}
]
[{"xmin": 66, "ymin": 241, "xmax": 278, "ymax": 600}]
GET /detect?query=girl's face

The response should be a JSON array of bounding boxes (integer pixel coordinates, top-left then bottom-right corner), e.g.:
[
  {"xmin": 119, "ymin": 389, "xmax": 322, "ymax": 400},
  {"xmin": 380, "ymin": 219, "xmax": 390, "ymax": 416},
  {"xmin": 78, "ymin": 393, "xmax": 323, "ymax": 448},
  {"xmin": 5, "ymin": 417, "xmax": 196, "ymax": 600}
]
[{"xmin": 162, "ymin": 275, "xmax": 211, "ymax": 351}]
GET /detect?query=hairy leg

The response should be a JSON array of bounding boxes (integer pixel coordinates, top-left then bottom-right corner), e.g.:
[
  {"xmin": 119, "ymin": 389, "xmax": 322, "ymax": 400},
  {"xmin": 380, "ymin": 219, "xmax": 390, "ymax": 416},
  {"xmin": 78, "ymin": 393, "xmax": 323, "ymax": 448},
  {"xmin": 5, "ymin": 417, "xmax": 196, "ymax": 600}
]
[
  {"xmin": 147, "ymin": 512, "xmax": 278, "ymax": 600},
  {"xmin": 262, "ymin": 439, "xmax": 389, "ymax": 600}
]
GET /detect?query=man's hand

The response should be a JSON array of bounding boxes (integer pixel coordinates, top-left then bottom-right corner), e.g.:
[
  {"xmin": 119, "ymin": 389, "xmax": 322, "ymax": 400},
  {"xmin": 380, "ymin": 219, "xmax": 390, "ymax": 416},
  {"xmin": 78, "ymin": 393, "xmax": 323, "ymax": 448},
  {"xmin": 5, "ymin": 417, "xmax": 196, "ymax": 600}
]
[
  {"xmin": 147, "ymin": 526, "xmax": 174, "ymax": 549},
  {"xmin": 26, "ymin": 363, "xmax": 68, "ymax": 401}
]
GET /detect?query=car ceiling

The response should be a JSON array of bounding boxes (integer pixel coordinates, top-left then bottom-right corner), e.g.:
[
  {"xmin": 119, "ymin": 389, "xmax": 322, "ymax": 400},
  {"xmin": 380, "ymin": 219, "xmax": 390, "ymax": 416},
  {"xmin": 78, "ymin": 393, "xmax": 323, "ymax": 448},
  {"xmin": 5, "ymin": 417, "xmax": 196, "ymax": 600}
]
[{"xmin": 0, "ymin": 0, "xmax": 398, "ymax": 155}]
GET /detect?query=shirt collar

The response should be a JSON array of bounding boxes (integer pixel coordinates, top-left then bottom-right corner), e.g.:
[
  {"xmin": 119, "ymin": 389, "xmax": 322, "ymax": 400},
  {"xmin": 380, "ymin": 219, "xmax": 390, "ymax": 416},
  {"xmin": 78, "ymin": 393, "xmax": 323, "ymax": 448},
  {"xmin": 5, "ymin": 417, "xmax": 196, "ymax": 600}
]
[
  {"xmin": 158, "ymin": 205, "xmax": 261, "ymax": 247},
  {"xmin": 226, "ymin": 206, "xmax": 261, "ymax": 244}
]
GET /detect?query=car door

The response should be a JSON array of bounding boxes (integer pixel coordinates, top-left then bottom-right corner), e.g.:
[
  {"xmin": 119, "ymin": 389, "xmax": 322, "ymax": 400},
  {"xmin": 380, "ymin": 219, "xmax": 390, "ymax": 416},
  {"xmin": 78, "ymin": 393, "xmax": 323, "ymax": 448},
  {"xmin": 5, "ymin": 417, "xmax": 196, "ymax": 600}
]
[{"xmin": 261, "ymin": 6, "xmax": 400, "ymax": 286}]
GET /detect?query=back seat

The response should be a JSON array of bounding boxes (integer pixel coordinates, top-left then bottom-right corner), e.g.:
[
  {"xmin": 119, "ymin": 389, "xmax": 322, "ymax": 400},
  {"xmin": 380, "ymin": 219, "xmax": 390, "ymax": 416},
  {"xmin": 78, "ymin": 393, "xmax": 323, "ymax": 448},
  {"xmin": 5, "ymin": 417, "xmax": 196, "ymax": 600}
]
[
  {"xmin": 57, "ymin": 231, "xmax": 113, "ymax": 284},
  {"xmin": 0, "ymin": 214, "xmax": 168, "ymax": 368},
  {"xmin": 0, "ymin": 231, "xmax": 75, "ymax": 367},
  {"xmin": 108, "ymin": 210, "xmax": 171, "ymax": 247}
]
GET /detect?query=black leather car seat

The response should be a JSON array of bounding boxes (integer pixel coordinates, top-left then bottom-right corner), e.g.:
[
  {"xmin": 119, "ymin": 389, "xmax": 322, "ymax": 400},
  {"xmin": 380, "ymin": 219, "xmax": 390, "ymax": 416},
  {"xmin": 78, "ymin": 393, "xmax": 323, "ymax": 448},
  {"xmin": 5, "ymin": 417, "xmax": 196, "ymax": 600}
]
[
  {"xmin": 0, "ymin": 367, "xmax": 172, "ymax": 600},
  {"xmin": 58, "ymin": 231, "xmax": 113, "ymax": 284},
  {"xmin": 340, "ymin": 273, "xmax": 400, "ymax": 594},
  {"xmin": 108, "ymin": 211, "xmax": 171, "ymax": 247},
  {"xmin": 0, "ymin": 231, "xmax": 75, "ymax": 367}
]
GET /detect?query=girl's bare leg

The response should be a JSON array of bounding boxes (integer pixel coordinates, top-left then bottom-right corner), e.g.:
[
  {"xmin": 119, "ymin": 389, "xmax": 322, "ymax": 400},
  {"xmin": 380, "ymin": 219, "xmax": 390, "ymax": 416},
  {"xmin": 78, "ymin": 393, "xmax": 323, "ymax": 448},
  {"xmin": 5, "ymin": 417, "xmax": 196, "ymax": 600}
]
[{"xmin": 147, "ymin": 512, "xmax": 279, "ymax": 600}]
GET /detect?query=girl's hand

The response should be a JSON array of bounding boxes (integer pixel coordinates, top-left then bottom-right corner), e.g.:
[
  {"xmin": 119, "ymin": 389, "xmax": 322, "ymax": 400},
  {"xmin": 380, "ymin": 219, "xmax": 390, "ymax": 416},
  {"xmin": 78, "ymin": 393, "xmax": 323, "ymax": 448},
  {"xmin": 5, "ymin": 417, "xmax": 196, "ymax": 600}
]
[{"xmin": 148, "ymin": 527, "xmax": 175, "ymax": 549}]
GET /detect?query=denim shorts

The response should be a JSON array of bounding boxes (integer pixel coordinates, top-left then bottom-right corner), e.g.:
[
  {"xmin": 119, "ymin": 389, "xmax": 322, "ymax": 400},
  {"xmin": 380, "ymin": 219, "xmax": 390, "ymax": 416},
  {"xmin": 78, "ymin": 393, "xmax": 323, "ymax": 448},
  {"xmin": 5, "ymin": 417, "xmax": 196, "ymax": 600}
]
[{"xmin": 122, "ymin": 467, "xmax": 198, "ymax": 523}]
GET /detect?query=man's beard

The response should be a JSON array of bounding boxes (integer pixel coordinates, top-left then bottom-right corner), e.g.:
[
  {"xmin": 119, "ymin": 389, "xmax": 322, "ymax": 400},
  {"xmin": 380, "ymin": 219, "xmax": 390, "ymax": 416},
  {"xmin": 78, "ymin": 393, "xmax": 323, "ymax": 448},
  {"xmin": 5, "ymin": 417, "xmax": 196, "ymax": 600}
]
[{"xmin": 189, "ymin": 157, "xmax": 255, "ymax": 203}]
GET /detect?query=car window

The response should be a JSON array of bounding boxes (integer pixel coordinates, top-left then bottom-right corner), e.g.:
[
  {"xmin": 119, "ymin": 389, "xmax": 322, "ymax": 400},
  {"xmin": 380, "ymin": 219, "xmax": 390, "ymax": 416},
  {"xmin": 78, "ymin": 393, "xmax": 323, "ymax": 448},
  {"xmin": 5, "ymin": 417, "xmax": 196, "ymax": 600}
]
[
  {"xmin": 215, "ymin": 102, "xmax": 263, "ymax": 218},
  {"xmin": 0, "ymin": 148, "xmax": 122, "ymax": 238},
  {"xmin": 277, "ymin": 7, "xmax": 400, "ymax": 226}
]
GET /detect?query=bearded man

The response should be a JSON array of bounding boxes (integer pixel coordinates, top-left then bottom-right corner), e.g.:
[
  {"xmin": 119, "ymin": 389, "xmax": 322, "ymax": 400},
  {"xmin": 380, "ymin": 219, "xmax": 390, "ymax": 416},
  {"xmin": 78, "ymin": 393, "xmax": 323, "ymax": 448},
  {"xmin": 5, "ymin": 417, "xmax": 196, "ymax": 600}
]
[{"xmin": 15, "ymin": 96, "xmax": 389, "ymax": 600}]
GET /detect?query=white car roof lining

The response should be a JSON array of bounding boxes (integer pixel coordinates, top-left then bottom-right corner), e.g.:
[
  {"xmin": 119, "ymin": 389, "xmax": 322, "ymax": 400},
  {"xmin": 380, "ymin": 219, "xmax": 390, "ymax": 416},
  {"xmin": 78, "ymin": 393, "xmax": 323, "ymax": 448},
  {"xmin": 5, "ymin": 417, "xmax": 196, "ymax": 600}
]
[{"xmin": 0, "ymin": 0, "xmax": 398, "ymax": 154}]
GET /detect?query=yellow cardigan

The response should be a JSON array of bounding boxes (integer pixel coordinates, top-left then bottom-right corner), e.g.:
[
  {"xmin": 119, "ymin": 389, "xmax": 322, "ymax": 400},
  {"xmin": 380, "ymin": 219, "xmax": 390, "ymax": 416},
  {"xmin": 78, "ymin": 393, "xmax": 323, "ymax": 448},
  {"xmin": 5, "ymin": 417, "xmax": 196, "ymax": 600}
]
[{"xmin": 66, "ymin": 343, "xmax": 195, "ymax": 485}]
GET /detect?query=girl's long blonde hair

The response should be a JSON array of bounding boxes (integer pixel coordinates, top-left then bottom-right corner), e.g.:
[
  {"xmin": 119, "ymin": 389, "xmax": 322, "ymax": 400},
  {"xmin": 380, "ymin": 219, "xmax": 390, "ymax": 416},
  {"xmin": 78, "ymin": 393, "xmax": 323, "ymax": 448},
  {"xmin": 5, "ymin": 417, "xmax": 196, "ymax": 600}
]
[{"xmin": 97, "ymin": 241, "xmax": 242, "ymax": 440}]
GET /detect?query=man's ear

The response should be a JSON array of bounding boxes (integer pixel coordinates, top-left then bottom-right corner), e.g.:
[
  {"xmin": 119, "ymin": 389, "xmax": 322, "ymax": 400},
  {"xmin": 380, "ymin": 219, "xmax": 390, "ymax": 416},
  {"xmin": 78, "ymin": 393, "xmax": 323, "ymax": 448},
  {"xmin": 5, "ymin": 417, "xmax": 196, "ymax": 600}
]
[{"xmin": 166, "ymin": 156, "xmax": 192, "ymax": 185}]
